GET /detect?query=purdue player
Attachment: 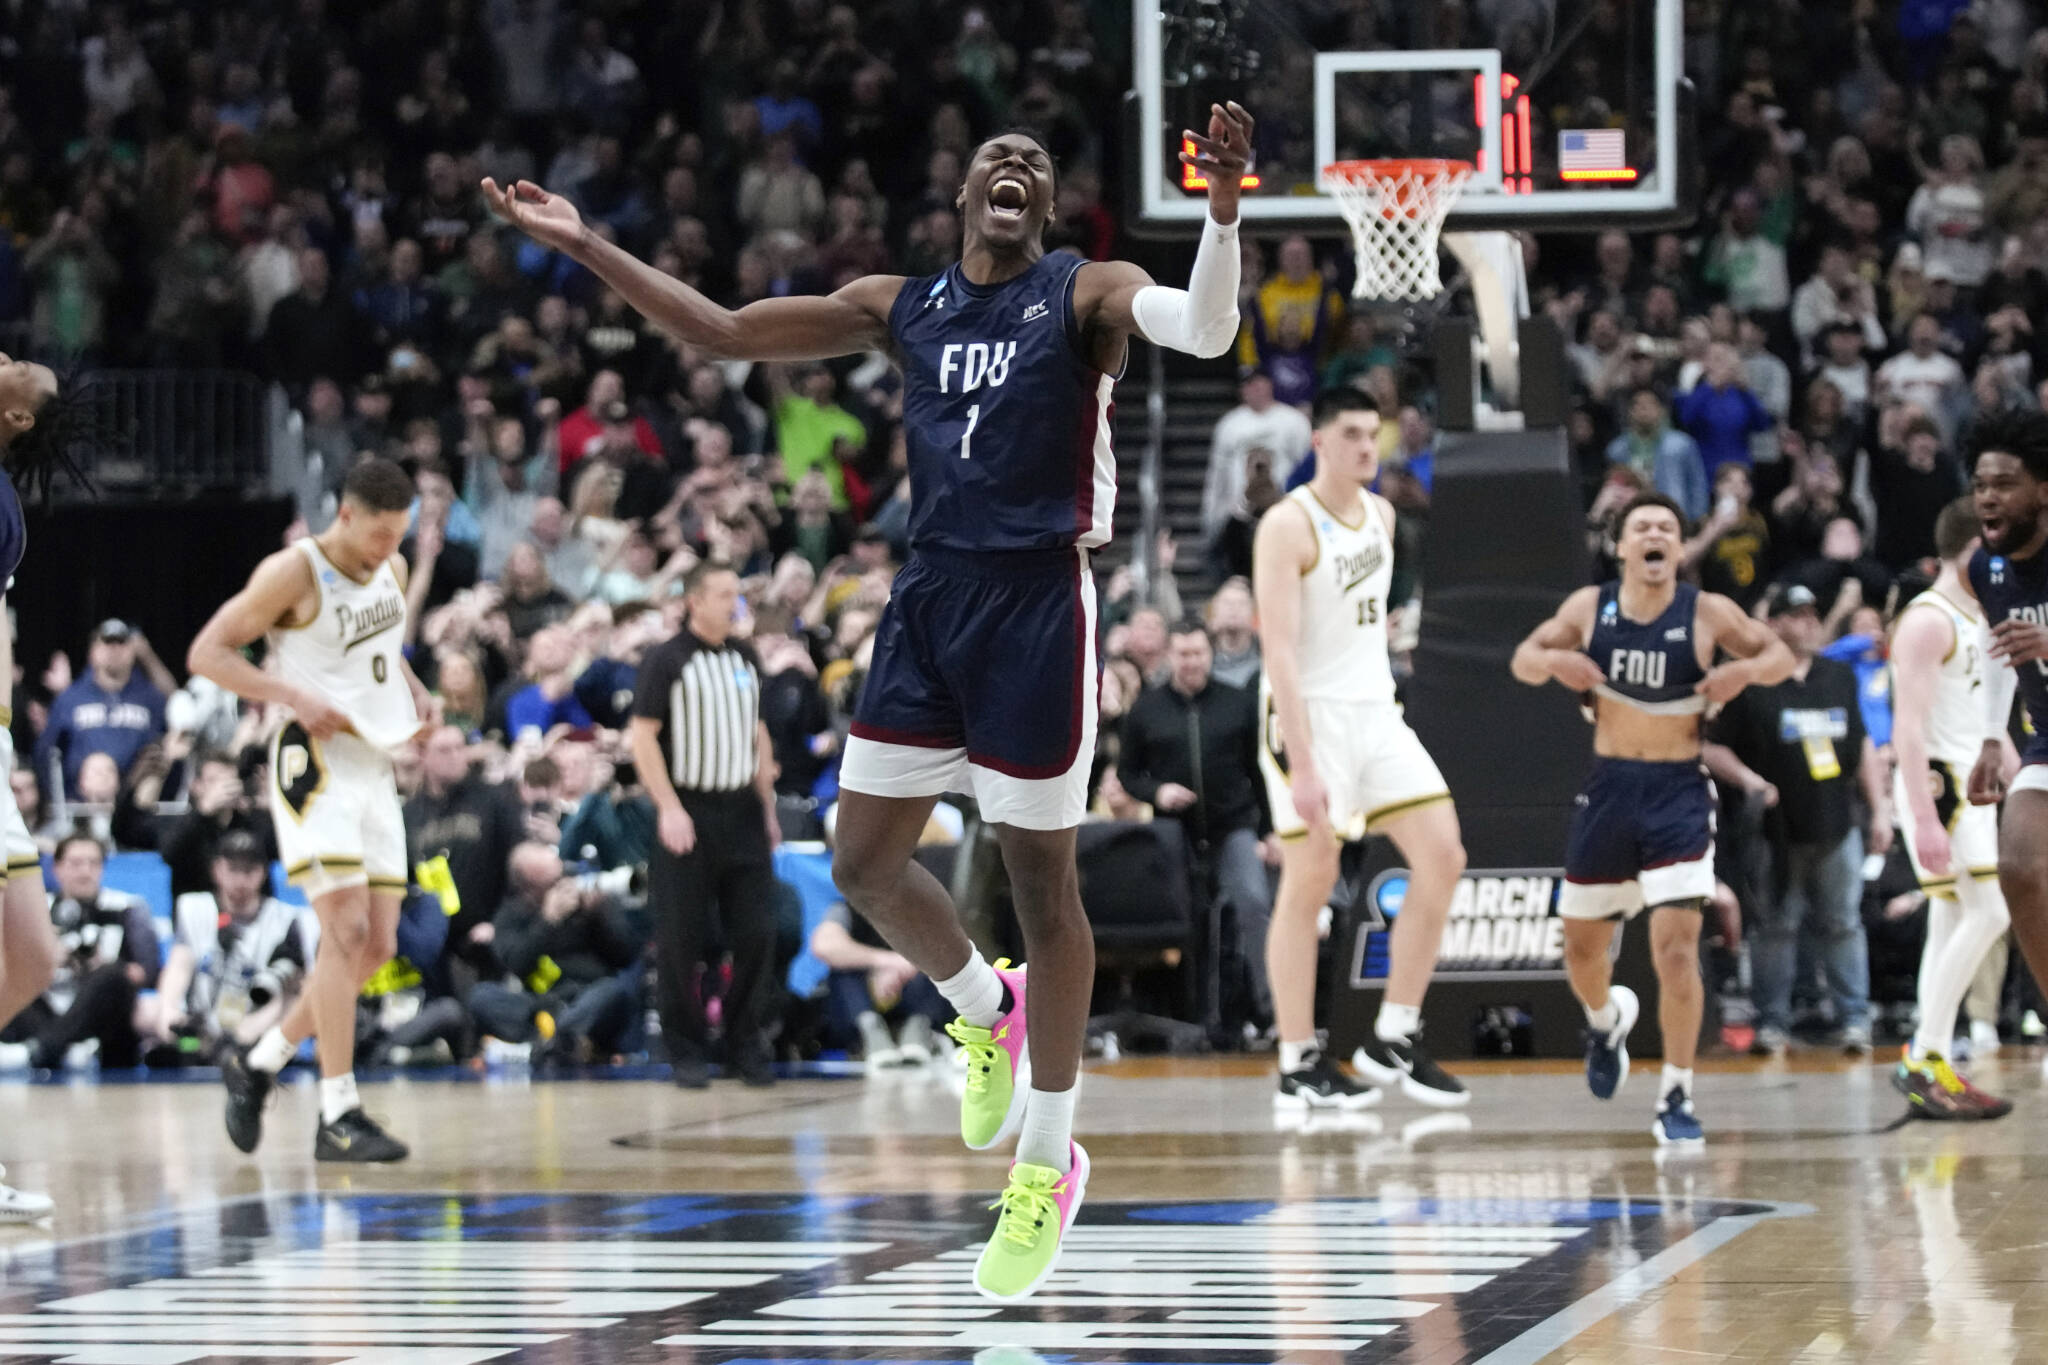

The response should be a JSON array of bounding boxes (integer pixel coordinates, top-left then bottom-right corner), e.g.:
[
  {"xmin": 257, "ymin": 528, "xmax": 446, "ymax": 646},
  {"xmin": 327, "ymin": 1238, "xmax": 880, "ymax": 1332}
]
[
  {"xmin": 1890, "ymin": 498, "xmax": 2012, "ymax": 1119},
  {"xmin": 1253, "ymin": 387, "xmax": 1472, "ymax": 1111},
  {"xmin": 187, "ymin": 458, "xmax": 430, "ymax": 1162},
  {"xmin": 488, "ymin": 105, "xmax": 1252, "ymax": 1298},
  {"xmin": 1513, "ymin": 494, "xmax": 1792, "ymax": 1146}
]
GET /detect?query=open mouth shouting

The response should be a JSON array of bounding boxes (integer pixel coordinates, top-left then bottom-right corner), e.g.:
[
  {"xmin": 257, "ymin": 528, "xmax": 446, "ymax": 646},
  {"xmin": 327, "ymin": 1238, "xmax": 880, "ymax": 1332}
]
[{"xmin": 988, "ymin": 175, "xmax": 1030, "ymax": 221}]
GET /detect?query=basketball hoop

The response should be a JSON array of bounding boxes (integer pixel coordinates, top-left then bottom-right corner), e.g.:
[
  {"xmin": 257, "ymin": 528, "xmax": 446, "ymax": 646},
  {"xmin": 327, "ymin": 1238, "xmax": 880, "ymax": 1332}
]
[{"xmin": 1320, "ymin": 158, "xmax": 1474, "ymax": 302}]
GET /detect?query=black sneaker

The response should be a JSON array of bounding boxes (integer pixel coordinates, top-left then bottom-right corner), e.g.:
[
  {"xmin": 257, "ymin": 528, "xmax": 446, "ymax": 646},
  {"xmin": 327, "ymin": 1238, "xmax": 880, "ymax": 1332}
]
[
  {"xmin": 315, "ymin": 1109, "xmax": 410, "ymax": 1163},
  {"xmin": 672, "ymin": 1056, "xmax": 711, "ymax": 1089},
  {"xmin": 733, "ymin": 1039, "xmax": 776, "ymax": 1088},
  {"xmin": 222, "ymin": 1049, "xmax": 274, "ymax": 1154},
  {"xmin": 1274, "ymin": 1051, "xmax": 1380, "ymax": 1111},
  {"xmin": 1353, "ymin": 1031, "xmax": 1471, "ymax": 1109}
]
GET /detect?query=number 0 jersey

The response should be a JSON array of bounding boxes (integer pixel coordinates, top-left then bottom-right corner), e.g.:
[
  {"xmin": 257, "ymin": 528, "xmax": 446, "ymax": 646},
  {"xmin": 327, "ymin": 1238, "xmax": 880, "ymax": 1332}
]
[
  {"xmin": 268, "ymin": 539, "xmax": 418, "ymax": 750},
  {"xmin": 1280, "ymin": 486, "xmax": 1396, "ymax": 703},
  {"xmin": 888, "ymin": 252, "xmax": 1118, "ymax": 555}
]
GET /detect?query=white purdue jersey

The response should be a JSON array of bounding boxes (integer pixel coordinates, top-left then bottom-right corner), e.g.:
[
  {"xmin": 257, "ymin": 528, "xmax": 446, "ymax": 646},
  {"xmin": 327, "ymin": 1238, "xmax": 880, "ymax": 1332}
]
[
  {"xmin": 1894, "ymin": 588, "xmax": 1988, "ymax": 767},
  {"xmin": 268, "ymin": 539, "xmax": 418, "ymax": 750},
  {"xmin": 1283, "ymin": 486, "xmax": 1396, "ymax": 703}
]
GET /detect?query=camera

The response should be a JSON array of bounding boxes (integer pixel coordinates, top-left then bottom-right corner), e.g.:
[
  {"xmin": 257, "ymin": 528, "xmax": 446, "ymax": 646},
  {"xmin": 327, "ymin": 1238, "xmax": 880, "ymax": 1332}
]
[
  {"xmin": 248, "ymin": 961, "xmax": 303, "ymax": 1009},
  {"xmin": 572, "ymin": 863, "xmax": 643, "ymax": 899}
]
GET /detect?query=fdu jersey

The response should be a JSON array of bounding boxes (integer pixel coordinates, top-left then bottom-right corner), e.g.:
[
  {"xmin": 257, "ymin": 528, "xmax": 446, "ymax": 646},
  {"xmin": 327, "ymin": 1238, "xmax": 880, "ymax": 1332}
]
[
  {"xmin": 888, "ymin": 252, "xmax": 1118, "ymax": 554},
  {"xmin": 1585, "ymin": 581, "xmax": 1707, "ymax": 715},
  {"xmin": 0, "ymin": 466, "xmax": 23, "ymax": 590},
  {"xmin": 1969, "ymin": 546, "xmax": 2048, "ymax": 761}
]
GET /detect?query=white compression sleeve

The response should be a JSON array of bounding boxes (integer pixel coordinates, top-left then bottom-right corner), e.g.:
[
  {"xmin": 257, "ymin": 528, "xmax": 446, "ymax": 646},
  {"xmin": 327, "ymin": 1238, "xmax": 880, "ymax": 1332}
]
[
  {"xmin": 1130, "ymin": 213, "xmax": 1241, "ymax": 358},
  {"xmin": 1985, "ymin": 622, "xmax": 2020, "ymax": 739}
]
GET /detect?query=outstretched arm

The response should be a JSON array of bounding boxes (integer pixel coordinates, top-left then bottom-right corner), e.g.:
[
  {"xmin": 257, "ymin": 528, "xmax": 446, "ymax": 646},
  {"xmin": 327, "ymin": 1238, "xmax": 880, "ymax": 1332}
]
[
  {"xmin": 483, "ymin": 178, "xmax": 900, "ymax": 362},
  {"xmin": 1079, "ymin": 102, "xmax": 1253, "ymax": 361}
]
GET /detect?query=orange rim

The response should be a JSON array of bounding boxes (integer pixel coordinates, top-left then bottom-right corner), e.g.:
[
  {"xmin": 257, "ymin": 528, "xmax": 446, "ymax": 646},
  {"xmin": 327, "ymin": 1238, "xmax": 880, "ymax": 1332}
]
[{"xmin": 1322, "ymin": 158, "xmax": 1473, "ymax": 216}]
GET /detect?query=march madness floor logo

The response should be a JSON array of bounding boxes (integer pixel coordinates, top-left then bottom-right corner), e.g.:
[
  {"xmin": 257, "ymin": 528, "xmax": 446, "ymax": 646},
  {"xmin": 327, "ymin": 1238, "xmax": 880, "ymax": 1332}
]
[{"xmin": 0, "ymin": 1191, "xmax": 1803, "ymax": 1363}]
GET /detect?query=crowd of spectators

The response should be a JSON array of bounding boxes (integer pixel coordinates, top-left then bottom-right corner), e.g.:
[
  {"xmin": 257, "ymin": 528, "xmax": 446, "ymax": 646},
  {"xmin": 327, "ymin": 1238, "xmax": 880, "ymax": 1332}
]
[{"xmin": 3, "ymin": 0, "xmax": 2048, "ymax": 1065}]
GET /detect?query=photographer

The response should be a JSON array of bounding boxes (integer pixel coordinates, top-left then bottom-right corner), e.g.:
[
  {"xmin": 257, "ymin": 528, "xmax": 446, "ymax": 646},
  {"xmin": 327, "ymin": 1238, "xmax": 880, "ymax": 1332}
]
[
  {"xmin": 560, "ymin": 732, "xmax": 655, "ymax": 871},
  {"xmin": 467, "ymin": 843, "xmax": 640, "ymax": 1065},
  {"xmin": 0, "ymin": 835, "xmax": 159, "ymax": 1071},
  {"xmin": 148, "ymin": 832, "xmax": 315, "ymax": 1059},
  {"xmin": 405, "ymin": 725, "xmax": 524, "ymax": 972},
  {"xmin": 158, "ymin": 749, "xmax": 277, "ymax": 899}
]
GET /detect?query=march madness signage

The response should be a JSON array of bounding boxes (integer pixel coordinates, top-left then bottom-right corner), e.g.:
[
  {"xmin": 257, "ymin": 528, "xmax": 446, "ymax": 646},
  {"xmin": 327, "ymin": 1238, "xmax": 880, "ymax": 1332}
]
[{"xmin": 1351, "ymin": 867, "xmax": 1569, "ymax": 986}]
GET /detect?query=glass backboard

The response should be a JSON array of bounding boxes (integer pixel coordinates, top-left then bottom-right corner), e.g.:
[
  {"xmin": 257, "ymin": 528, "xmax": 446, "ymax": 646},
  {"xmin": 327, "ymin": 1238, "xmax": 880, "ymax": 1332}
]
[{"xmin": 1129, "ymin": 0, "xmax": 1692, "ymax": 235}]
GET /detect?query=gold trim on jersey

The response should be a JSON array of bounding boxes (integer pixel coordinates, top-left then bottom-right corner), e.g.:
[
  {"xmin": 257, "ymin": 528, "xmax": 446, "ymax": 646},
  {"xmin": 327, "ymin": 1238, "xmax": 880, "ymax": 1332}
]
[
  {"xmin": 1364, "ymin": 791, "xmax": 1453, "ymax": 832},
  {"xmin": 308, "ymin": 535, "xmax": 377, "ymax": 588},
  {"xmin": 1304, "ymin": 486, "xmax": 1369, "ymax": 532},
  {"xmin": 367, "ymin": 876, "xmax": 409, "ymax": 894},
  {"xmin": 285, "ymin": 855, "xmax": 365, "ymax": 887}
]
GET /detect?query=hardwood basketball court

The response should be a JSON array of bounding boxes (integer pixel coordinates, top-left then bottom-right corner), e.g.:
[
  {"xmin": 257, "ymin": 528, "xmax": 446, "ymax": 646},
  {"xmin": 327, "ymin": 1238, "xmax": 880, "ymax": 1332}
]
[{"xmin": 0, "ymin": 1051, "xmax": 2031, "ymax": 1363}]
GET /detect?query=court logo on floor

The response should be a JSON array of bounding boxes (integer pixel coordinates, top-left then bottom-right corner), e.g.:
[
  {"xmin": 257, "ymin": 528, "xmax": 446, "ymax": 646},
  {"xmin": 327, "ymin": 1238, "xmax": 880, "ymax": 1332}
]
[{"xmin": 0, "ymin": 1191, "xmax": 1803, "ymax": 1362}]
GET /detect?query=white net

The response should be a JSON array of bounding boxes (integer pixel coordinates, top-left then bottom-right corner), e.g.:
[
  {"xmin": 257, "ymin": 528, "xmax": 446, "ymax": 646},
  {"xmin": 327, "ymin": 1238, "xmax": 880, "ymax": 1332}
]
[{"xmin": 1320, "ymin": 159, "xmax": 1474, "ymax": 302}]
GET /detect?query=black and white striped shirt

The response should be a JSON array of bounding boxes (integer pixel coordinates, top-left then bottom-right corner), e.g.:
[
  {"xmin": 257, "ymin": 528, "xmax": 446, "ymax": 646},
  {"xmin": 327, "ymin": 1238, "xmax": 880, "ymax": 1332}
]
[{"xmin": 631, "ymin": 629, "xmax": 762, "ymax": 793}]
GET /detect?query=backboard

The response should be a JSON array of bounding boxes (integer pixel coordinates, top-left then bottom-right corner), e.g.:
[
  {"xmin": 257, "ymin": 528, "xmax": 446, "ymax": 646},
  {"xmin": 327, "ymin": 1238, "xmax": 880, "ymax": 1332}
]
[{"xmin": 1128, "ymin": 0, "xmax": 1694, "ymax": 237}]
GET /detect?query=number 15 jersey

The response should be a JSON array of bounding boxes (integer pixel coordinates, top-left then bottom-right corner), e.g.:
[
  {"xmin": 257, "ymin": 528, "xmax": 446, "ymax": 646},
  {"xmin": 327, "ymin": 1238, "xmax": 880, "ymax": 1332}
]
[{"xmin": 1283, "ymin": 487, "xmax": 1396, "ymax": 703}]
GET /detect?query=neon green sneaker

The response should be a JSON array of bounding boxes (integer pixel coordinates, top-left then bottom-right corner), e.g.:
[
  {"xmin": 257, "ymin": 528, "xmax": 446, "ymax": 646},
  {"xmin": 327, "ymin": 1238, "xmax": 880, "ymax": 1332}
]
[
  {"xmin": 944, "ymin": 959, "xmax": 1029, "ymax": 1150},
  {"xmin": 973, "ymin": 1140, "xmax": 1089, "ymax": 1300}
]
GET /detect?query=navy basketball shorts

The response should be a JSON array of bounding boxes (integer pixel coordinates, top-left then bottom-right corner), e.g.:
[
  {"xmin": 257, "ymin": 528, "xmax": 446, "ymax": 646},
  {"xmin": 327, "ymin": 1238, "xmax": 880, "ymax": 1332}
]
[
  {"xmin": 841, "ymin": 546, "xmax": 1097, "ymax": 831},
  {"xmin": 1559, "ymin": 757, "xmax": 1716, "ymax": 920}
]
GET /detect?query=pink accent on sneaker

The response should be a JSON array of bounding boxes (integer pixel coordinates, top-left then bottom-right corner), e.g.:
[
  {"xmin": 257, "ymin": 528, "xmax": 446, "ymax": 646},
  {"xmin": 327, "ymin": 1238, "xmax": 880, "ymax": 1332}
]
[{"xmin": 982, "ymin": 960, "xmax": 1032, "ymax": 1147}]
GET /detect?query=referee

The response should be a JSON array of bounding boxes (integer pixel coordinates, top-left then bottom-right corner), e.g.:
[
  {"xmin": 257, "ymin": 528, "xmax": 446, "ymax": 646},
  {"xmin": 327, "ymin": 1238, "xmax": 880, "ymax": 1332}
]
[{"xmin": 630, "ymin": 562, "xmax": 783, "ymax": 1089}]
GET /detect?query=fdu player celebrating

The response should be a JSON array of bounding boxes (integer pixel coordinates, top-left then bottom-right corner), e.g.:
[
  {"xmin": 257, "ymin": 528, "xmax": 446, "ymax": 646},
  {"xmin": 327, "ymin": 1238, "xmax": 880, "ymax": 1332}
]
[
  {"xmin": 1962, "ymin": 410, "xmax": 2048, "ymax": 1068},
  {"xmin": 1513, "ymin": 494, "xmax": 1792, "ymax": 1146},
  {"xmin": 486, "ymin": 103, "xmax": 1255, "ymax": 1297}
]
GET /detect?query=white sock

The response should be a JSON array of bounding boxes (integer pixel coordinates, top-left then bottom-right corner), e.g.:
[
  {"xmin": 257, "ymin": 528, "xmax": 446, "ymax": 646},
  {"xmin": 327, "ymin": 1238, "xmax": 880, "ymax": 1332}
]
[
  {"xmin": 319, "ymin": 1073, "xmax": 360, "ymax": 1126},
  {"xmin": 1661, "ymin": 1064, "xmax": 1693, "ymax": 1100},
  {"xmin": 1917, "ymin": 880, "xmax": 2011, "ymax": 1062},
  {"xmin": 933, "ymin": 952, "xmax": 1004, "ymax": 1029},
  {"xmin": 1375, "ymin": 1002, "xmax": 1421, "ymax": 1042},
  {"xmin": 0, "ymin": 1043, "xmax": 29, "ymax": 1071},
  {"xmin": 247, "ymin": 1026, "xmax": 295, "ymax": 1074},
  {"xmin": 1015, "ymin": 1084, "xmax": 1076, "ymax": 1172},
  {"xmin": 1584, "ymin": 995, "xmax": 1618, "ymax": 1032},
  {"xmin": 1278, "ymin": 1039, "xmax": 1319, "ymax": 1074}
]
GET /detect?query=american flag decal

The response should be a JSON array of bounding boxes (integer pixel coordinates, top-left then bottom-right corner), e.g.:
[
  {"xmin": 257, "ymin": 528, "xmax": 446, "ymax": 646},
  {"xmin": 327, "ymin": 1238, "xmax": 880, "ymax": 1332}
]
[{"xmin": 1558, "ymin": 129, "xmax": 1636, "ymax": 180}]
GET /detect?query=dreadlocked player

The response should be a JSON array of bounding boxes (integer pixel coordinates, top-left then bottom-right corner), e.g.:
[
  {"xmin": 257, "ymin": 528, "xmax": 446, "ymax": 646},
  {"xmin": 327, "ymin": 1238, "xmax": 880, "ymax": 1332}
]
[{"xmin": 0, "ymin": 351, "xmax": 83, "ymax": 1220}]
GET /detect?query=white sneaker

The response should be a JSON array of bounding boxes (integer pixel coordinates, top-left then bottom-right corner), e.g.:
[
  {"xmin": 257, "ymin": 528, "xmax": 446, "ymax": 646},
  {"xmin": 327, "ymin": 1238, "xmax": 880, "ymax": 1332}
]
[
  {"xmin": 0, "ymin": 1167, "xmax": 52, "ymax": 1223},
  {"xmin": 2024, "ymin": 1010, "xmax": 2046, "ymax": 1041},
  {"xmin": 897, "ymin": 1014, "xmax": 937, "ymax": 1065},
  {"xmin": 1971, "ymin": 1019, "xmax": 2002, "ymax": 1056},
  {"xmin": 858, "ymin": 1012, "xmax": 901, "ymax": 1072}
]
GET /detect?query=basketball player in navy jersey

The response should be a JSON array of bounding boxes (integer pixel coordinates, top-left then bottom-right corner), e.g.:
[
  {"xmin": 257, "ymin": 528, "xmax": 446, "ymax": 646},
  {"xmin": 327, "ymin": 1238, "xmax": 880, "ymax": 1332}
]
[
  {"xmin": 486, "ymin": 104, "xmax": 1252, "ymax": 1297},
  {"xmin": 1960, "ymin": 410, "xmax": 2048, "ymax": 1060},
  {"xmin": 0, "ymin": 354, "xmax": 74, "ymax": 1219},
  {"xmin": 1513, "ymin": 493, "xmax": 1791, "ymax": 1146}
]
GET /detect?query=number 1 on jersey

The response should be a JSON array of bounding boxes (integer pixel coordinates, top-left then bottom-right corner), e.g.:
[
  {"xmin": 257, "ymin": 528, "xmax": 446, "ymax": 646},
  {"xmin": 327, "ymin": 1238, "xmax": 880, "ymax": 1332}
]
[{"xmin": 960, "ymin": 403, "xmax": 981, "ymax": 459}]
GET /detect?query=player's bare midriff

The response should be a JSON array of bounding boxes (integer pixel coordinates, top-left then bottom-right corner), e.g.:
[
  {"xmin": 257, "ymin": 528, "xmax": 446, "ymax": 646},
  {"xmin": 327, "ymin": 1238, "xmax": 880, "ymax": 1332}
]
[{"xmin": 1590, "ymin": 701, "xmax": 1704, "ymax": 764}]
